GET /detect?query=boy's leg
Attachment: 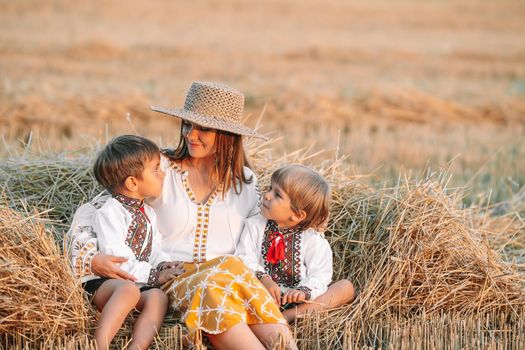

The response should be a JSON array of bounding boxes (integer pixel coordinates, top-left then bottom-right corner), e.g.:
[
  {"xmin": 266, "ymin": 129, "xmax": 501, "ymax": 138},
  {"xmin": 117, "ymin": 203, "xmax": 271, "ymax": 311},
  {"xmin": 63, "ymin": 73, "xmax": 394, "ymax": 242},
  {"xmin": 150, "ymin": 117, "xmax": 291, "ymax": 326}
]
[
  {"xmin": 92, "ymin": 280, "xmax": 142, "ymax": 350},
  {"xmin": 282, "ymin": 279, "xmax": 356, "ymax": 323},
  {"xmin": 127, "ymin": 288, "xmax": 168, "ymax": 350}
]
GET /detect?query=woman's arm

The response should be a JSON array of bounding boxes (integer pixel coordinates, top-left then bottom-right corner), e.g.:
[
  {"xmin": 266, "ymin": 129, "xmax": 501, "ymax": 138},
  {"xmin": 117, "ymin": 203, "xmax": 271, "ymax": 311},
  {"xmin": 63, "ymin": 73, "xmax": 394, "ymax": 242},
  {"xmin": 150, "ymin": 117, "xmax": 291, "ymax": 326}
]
[{"xmin": 91, "ymin": 254, "xmax": 137, "ymax": 281}]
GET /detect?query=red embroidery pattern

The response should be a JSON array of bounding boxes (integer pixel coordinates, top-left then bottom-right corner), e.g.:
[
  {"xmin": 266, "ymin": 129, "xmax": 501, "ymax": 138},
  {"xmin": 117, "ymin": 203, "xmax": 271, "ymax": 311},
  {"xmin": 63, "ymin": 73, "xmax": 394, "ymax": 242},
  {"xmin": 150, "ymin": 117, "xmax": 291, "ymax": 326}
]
[
  {"xmin": 261, "ymin": 220, "xmax": 302, "ymax": 288},
  {"xmin": 114, "ymin": 194, "xmax": 152, "ymax": 262}
]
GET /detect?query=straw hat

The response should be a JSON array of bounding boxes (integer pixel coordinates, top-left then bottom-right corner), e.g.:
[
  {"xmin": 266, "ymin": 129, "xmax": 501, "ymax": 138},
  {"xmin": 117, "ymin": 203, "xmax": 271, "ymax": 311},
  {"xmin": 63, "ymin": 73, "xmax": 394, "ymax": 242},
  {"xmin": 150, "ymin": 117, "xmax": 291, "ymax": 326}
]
[{"xmin": 151, "ymin": 81, "xmax": 267, "ymax": 140}]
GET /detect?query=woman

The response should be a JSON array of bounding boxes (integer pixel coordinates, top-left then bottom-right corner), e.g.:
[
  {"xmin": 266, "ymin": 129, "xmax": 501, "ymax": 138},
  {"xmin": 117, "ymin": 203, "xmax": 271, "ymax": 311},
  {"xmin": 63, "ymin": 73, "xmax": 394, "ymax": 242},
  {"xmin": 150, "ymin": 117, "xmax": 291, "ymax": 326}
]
[
  {"xmin": 150, "ymin": 81, "xmax": 293, "ymax": 349},
  {"xmin": 67, "ymin": 82, "xmax": 295, "ymax": 349}
]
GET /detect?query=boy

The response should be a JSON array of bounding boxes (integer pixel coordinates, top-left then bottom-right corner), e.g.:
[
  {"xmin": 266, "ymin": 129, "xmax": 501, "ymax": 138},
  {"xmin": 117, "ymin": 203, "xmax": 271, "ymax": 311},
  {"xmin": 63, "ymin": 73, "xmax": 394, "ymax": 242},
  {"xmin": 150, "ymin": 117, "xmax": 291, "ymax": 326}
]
[
  {"xmin": 237, "ymin": 164, "xmax": 355, "ymax": 323},
  {"xmin": 70, "ymin": 135, "xmax": 182, "ymax": 350}
]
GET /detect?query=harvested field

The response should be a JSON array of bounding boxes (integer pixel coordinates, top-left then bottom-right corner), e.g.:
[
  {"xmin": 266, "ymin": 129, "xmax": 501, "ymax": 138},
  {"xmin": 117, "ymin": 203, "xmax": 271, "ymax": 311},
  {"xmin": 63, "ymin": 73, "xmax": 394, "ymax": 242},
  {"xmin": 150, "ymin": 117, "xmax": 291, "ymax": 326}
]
[
  {"xmin": 1, "ymin": 0, "xmax": 525, "ymax": 348},
  {"xmin": 1, "ymin": 145, "xmax": 525, "ymax": 349}
]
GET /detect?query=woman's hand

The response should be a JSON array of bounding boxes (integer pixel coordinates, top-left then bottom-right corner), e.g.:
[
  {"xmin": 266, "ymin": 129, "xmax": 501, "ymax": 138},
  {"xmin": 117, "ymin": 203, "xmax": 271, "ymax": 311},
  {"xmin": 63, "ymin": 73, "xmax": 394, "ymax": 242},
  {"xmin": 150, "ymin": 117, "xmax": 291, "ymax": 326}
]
[
  {"xmin": 261, "ymin": 276, "xmax": 281, "ymax": 305},
  {"xmin": 91, "ymin": 253, "xmax": 137, "ymax": 281},
  {"xmin": 158, "ymin": 265, "xmax": 186, "ymax": 284},
  {"xmin": 281, "ymin": 289, "xmax": 306, "ymax": 305}
]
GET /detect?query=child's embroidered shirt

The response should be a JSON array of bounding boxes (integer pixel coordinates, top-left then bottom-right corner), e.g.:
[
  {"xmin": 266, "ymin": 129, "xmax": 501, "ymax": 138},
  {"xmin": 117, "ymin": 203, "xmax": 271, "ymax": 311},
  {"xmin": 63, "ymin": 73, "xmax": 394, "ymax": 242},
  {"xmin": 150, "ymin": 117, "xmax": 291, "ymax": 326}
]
[
  {"xmin": 92, "ymin": 194, "xmax": 170, "ymax": 285},
  {"xmin": 236, "ymin": 214, "xmax": 333, "ymax": 300}
]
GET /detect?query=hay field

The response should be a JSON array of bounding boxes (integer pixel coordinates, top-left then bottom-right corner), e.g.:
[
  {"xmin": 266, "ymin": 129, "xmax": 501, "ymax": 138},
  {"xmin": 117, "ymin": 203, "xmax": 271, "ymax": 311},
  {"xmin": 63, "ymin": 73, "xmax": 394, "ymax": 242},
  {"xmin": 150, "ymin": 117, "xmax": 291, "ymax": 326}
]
[
  {"xmin": 1, "ymin": 0, "xmax": 524, "ymax": 196},
  {"xmin": 1, "ymin": 0, "xmax": 525, "ymax": 348}
]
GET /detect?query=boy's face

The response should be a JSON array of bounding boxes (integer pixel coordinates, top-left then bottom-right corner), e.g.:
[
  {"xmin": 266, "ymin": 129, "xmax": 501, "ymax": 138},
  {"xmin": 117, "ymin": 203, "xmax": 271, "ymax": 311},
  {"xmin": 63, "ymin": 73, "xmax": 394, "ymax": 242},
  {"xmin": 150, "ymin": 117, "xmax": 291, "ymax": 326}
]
[
  {"xmin": 137, "ymin": 153, "xmax": 165, "ymax": 198},
  {"xmin": 261, "ymin": 181, "xmax": 299, "ymax": 228}
]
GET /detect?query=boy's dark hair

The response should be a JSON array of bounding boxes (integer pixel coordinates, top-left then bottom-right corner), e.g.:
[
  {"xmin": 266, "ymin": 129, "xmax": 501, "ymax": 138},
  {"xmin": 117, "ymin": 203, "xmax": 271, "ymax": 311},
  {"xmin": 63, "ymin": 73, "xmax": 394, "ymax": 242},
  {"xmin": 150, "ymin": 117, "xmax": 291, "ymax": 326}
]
[
  {"xmin": 271, "ymin": 164, "xmax": 330, "ymax": 230},
  {"xmin": 93, "ymin": 135, "xmax": 160, "ymax": 193}
]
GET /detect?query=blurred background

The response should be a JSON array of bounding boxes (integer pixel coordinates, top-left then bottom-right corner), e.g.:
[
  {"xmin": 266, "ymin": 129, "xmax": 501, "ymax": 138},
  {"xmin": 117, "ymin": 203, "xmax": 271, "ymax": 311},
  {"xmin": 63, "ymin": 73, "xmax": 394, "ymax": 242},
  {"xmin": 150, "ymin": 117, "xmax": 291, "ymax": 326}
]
[{"xmin": 1, "ymin": 0, "xmax": 524, "ymax": 202}]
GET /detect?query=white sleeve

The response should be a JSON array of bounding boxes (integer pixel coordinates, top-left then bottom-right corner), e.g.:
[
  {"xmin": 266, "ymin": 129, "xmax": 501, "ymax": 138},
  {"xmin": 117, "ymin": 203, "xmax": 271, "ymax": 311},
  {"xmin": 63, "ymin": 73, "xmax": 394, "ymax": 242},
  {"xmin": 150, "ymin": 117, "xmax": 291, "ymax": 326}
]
[
  {"xmin": 64, "ymin": 204, "xmax": 99, "ymax": 279},
  {"xmin": 236, "ymin": 219, "xmax": 265, "ymax": 274},
  {"xmin": 64, "ymin": 194, "xmax": 109, "ymax": 280},
  {"xmin": 299, "ymin": 234, "xmax": 333, "ymax": 300},
  {"xmin": 160, "ymin": 154, "xmax": 172, "ymax": 172},
  {"xmin": 246, "ymin": 169, "xmax": 262, "ymax": 218},
  {"xmin": 93, "ymin": 205, "xmax": 154, "ymax": 284}
]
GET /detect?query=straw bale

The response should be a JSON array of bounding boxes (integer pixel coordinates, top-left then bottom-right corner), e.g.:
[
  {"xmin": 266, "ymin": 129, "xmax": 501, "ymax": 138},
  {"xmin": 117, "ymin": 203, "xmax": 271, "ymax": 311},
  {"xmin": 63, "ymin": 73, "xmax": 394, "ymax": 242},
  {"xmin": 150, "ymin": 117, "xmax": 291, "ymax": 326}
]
[
  {"xmin": 319, "ymin": 174, "xmax": 525, "ymax": 319},
  {"xmin": 0, "ymin": 154, "xmax": 101, "ymax": 244},
  {"xmin": 0, "ymin": 205, "xmax": 90, "ymax": 342},
  {"xmin": 1, "ymin": 144, "xmax": 525, "ymax": 348}
]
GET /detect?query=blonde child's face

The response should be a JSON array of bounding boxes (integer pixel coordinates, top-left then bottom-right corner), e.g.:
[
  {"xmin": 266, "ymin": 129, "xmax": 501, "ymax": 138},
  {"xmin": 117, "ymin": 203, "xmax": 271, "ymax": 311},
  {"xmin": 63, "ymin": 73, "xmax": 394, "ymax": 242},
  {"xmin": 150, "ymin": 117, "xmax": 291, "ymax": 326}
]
[
  {"xmin": 136, "ymin": 153, "xmax": 165, "ymax": 198},
  {"xmin": 261, "ymin": 180, "xmax": 302, "ymax": 229}
]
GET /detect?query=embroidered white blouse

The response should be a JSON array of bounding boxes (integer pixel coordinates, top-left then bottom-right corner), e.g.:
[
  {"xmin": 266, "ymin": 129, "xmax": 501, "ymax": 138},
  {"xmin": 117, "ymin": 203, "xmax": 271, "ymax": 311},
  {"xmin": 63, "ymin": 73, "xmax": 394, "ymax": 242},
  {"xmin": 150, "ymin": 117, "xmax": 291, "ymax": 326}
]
[
  {"xmin": 92, "ymin": 195, "xmax": 171, "ymax": 285},
  {"xmin": 236, "ymin": 215, "xmax": 333, "ymax": 300},
  {"xmin": 149, "ymin": 156, "xmax": 261, "ymax": 263}
]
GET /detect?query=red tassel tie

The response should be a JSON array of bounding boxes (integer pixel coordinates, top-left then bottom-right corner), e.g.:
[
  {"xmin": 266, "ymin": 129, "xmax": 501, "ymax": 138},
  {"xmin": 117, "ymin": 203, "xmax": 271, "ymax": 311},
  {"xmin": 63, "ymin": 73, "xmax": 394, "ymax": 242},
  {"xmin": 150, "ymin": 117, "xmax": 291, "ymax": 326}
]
[{"xmin": 266, "ymin": 231, "xmax": 285, "ymax": 265}]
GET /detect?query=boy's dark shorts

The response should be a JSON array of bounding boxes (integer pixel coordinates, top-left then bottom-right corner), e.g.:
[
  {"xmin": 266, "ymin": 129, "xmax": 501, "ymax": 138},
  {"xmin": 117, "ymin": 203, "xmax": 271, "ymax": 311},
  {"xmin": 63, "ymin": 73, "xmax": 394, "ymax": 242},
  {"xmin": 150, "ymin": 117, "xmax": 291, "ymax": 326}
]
[{"xmin": 82, "ymin": 278, "xmax": 157, "ymax": 297}]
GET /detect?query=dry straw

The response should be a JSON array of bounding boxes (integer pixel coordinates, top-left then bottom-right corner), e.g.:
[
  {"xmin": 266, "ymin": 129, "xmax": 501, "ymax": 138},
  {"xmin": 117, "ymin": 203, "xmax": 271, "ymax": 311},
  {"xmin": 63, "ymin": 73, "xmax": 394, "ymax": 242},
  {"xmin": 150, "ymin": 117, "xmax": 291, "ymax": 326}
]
[
  {"xmin": 0, "ymin": 205, "xmax": 90, "ymax": 345},
  {"xmin": 1, "ymin": 139, "xmax": 524, "ymax": 348}
]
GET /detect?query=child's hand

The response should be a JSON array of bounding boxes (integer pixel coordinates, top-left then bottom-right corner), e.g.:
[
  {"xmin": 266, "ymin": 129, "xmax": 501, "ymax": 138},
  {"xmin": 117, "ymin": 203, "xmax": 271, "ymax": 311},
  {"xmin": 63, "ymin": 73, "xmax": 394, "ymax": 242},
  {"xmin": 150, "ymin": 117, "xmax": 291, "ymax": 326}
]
[
  {"xmin": 159, "ymin": 260, "xmax": 184, "ymax": 270},
  {"xmin": 282, "ymin": 289, "xmax": 306, "ymax": 305},
  {"xmin": 158, "ymin": 265, "xmax": 186, "ymax": 284},
  {"xmin": 261, "ymin": 276, "xmax": 281, "ymax": 305}
]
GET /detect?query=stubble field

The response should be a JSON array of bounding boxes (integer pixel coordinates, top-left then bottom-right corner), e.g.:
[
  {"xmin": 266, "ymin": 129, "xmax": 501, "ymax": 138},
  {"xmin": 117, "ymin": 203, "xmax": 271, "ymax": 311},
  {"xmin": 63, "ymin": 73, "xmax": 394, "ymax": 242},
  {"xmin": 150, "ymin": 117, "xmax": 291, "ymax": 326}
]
[{"xmin": 1, "ymin": 0, "xmax": 525, "ymax": 348}]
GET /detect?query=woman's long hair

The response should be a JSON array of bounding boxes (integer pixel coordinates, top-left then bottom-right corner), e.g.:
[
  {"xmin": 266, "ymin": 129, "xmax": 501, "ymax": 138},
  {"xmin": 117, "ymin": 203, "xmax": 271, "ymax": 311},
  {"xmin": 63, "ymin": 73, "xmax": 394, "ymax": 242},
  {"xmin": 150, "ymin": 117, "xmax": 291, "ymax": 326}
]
[{"xmin": 162, "ymin": 123, "xmax": 253, "ymax": 196}]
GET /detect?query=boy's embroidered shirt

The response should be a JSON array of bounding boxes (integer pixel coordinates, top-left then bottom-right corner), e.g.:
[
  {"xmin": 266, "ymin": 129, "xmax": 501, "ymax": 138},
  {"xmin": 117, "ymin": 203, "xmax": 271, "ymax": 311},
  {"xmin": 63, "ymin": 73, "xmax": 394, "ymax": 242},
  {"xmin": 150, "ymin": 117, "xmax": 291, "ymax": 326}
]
[
  {"xmin": 236, "ymin": 215, "xmax": 333, "ymax": 300},
  {"xmin": 64, "ymin": 191, "xmax": 111, "ymax": 283},
  {"xmin": 149, "ymin": 155, "xmax": 261, "ymax": 263},
  {"xmin": 93, "ymin": 194, "xmax": 170, "ymax": 285},
  {"xmin": 262, "ymin": 220, "xmax": 302, "ymax": 288},
  {"xmin": 113, "ymin": 194, "xmax": 153, "ymax": 262}
]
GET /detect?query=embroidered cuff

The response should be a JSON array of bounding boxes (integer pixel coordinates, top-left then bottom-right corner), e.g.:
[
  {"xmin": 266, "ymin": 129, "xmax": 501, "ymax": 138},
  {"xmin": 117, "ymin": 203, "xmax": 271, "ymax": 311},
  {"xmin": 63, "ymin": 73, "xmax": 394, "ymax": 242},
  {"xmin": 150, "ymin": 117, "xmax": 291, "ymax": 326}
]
[
  {"xmin": 74, "ymin": 242, "xmax": 97, "ymax": 278},
  {"xmin": 85, "ymin": 250, "xmax": 97, "ymax": 276},
  {"xmin": 296, "ymin": 286, "xmax": 312, "ymax": 301},
  {"xmin": 148, "ymin": 267, "xmax": 161, "ymax": 286},
  {"xmin": 255, "ymin": 270, "xmax": 270, "ymax": 281}
]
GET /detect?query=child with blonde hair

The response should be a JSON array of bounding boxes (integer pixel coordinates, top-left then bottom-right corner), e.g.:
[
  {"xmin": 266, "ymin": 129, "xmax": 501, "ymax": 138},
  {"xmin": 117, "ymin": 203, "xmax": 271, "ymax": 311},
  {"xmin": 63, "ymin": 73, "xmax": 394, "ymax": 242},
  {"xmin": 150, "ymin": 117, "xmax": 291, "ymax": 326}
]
[{"xmin": 237, "ymin": 164, "xmax": 355, "ymax": 323}]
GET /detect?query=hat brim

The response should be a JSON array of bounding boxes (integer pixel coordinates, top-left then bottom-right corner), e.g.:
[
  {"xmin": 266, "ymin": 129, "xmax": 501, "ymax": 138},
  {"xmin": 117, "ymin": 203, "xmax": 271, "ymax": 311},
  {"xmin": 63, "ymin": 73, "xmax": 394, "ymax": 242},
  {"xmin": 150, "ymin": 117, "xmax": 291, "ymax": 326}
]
[{"xmin": 150, "ymin": 106, "xmax": 268, "ymax": 140}]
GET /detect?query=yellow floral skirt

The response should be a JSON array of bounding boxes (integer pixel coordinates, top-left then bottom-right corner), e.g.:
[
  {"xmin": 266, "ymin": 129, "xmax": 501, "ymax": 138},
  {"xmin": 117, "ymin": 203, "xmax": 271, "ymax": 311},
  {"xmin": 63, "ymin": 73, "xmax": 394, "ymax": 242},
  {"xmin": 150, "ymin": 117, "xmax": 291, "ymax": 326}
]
[{"xmin": 163, "ymin": 255, "xmax": 286, "ymax": 334}]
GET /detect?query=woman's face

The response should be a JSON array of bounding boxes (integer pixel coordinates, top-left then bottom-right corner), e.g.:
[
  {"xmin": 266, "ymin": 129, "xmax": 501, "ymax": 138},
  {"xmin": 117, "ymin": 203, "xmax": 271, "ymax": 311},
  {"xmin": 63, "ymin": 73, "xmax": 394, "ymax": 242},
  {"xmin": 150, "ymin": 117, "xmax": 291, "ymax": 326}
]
[{"xmin": 181, "ymin": 121, "xmax": 218, "ymax": 159}]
